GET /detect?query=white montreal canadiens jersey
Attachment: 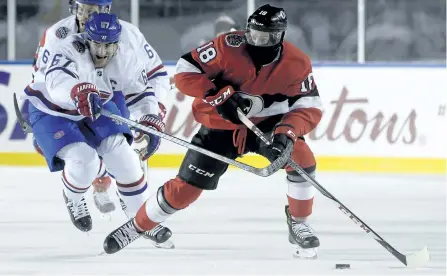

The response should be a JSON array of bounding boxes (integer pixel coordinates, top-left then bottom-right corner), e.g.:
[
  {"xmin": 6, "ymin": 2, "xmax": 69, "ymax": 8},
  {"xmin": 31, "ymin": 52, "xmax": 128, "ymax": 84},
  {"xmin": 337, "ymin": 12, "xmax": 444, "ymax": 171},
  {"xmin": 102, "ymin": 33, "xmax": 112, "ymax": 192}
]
[
  {"xmin": 33, "ymin": 15, "xmax": 169, "ymax": 108},
  {"xmin": 25, "ymin": 34, "xmax": 157, "ymax": 121}
]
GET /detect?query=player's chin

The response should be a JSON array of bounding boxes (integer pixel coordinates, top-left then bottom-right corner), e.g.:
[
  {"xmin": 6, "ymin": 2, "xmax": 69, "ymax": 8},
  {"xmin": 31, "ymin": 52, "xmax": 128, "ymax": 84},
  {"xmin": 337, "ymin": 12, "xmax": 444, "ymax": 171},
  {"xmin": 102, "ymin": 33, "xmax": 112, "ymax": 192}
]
[{"xmin": 93, "ymin": 55, "xmax": 110, "ymax": 67}]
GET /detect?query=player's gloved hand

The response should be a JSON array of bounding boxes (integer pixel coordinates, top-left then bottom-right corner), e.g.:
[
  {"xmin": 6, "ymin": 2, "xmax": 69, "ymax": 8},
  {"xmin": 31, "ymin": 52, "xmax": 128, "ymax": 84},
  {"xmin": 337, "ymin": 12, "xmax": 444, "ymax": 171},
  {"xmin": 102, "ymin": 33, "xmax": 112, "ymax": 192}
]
[
  {"xmin": 258, "ymin": 133, "xmax": 293, "ymax": 163},
  {"xmin": 133, "ymin": 114, "xmax": 165, "ymax": 161},
  {"xmin": 71, "ymin": 82, "xmax": 102, "ymax": 120},
  {"xmin": 203, "ymin": 85, "xmax": 249, "ymax": 124}
]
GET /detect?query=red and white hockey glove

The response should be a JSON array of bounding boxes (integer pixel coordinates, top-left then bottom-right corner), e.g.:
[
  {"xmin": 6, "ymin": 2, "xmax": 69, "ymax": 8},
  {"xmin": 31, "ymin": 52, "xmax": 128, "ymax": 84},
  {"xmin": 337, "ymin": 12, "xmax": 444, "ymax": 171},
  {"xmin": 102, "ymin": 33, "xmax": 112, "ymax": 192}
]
[
  {"xmin": 203, "ymin": 85, "xmax": 248, "ymax": 124},
  {"xmin": 133, "ymin": 114, "xmax": 165, "ymax": 161},
  {"xmin": 70, "ymin": 82, "xmax": 102, "ymax": 120}
]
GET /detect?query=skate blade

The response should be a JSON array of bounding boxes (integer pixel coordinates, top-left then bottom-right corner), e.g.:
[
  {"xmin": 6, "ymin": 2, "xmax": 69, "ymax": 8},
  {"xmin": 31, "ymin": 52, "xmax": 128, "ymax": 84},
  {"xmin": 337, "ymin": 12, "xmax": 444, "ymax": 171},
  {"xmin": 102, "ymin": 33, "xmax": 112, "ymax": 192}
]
[
  {"xmin": 153, "ymin": 240, "xmax": 175, "ymax": 249},
  {"xmin": 292, "ymin": 246, "xmax": 318, "ymax": 259}
]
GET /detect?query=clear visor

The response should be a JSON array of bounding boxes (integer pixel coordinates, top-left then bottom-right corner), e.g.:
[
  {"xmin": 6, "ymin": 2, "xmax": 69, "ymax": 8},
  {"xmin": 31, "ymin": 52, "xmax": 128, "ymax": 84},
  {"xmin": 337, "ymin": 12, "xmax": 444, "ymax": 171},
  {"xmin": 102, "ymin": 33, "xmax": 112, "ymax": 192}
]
[
  {"xmin": 245, "ymin": 27, "xmax": 283, "ymax": 47},
  {"xmin": 76, "ymin": 2, "xmax": 111, "ymax": 32},
  {"xmin": 87, "ymin": 40, "xmax": 118, "ymax": 68}
]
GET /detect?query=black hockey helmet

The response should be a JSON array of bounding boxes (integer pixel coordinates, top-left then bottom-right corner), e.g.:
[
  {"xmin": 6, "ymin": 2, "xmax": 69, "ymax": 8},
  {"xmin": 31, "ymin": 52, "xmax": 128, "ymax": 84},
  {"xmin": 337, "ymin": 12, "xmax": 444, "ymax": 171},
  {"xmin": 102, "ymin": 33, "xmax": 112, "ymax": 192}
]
[{"xmin": 245, "ymin": 4, "xmax": 287, "ymax": 47}]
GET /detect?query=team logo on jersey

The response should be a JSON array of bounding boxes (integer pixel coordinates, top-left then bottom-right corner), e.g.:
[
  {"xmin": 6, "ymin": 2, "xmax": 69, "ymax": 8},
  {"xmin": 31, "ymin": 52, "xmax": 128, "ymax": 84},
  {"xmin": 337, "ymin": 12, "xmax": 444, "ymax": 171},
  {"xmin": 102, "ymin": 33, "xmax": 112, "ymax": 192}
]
[
  {"xmin": 225, "ymin": 34, "xmax": 245, "ymax": 47},
  {"xmin": 72, "ymin": 40, "xmax": 86, "ymax": 53},
  {"xmin": 55, "ymin": 27, "xmax": 70, "ymax": 39},
  {"xmin": 237, "ymin": 92, "xmax": 264, "ymax": 117}
]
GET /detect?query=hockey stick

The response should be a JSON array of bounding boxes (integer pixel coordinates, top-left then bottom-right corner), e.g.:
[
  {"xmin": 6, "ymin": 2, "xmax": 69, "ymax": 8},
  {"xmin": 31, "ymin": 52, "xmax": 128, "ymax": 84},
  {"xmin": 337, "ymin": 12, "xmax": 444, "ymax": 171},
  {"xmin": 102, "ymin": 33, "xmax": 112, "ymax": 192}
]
[
  {"xmin": 13, "ymin": 94, "xmax": 288, "ymax": 176},
  {"xmin": 236, "ymin": 109, "xmax": 430, "ymax": 268},
  {"xmin": 99, "ymin": 108, "xmax": 292, "ymax": 177},
  {"xmin": 13, "ymin": 93, "xmax": 33, "ymax": 133}
]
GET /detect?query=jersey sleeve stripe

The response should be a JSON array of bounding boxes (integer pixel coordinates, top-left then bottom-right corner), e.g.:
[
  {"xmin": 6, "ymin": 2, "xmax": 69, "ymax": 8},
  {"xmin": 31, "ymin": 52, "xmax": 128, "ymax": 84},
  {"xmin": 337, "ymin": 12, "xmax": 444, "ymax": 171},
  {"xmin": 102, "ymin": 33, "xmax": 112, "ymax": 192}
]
[
  {"xmin": 289, "ymin": 96, "xmax": 322, "ymax": 111},
  {"xmin": 179, "ymin": 52, "xmax": 204, "ymax": 73},
  {"xmin": 147, "ymin": 71, "xmax": 168, "ymax": 81},
  {"xmin": 288, "ymin": 87, "xmax": 322, "ymax": 110},
  {"xmin": 126, "ymin": 91, "xmax": 156, "ymax": 107},
  {"xmin": 62, "ymin": 60, "xmax": 74, "ymax": 68},
  {"xmin": 45, "ymin": 67, "xmax": 79, "ymax": 80},
  {"xmin": 39, "ymin": 29, "xmax": 48, "ymax": 46},
  {"xmin": 146, "ymin": 64, "xmax": 165, "ymax": 77},
  {"xmin": 24, "ymin": 86, "xmax": 79, "ymax": 115}
]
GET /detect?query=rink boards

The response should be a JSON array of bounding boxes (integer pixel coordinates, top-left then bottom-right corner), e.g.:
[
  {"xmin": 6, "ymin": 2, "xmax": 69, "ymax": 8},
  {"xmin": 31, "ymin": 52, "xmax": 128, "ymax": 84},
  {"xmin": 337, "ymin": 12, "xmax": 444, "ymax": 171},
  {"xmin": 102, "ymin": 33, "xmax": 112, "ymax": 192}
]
[{"xmin": 0, "ymin": 63, "xmax": 445, "ymax": 174}]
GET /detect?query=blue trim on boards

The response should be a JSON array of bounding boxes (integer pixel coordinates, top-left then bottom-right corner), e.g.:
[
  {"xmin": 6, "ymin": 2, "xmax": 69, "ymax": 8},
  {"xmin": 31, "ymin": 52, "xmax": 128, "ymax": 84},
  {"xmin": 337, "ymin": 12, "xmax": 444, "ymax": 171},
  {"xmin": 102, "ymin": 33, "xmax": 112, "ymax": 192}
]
[
  {"xmin": 0, "ymin": 60, "xmax": 34, "ymax": 65},
  {"xmin": 0, "ymin": 59, "xmax": 445, "ymax": 68}
]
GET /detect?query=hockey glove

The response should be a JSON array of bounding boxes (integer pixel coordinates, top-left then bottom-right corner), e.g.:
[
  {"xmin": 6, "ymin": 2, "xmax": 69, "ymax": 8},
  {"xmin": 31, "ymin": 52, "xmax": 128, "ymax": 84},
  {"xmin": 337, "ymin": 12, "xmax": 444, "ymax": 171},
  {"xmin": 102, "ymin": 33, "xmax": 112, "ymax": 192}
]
[
  {"xmin": 71, "ymin": 82, "xmax": 102, "ymax": 120},
  {"xmin": 203, "ymin": 85, "xmax": 249, "ymax": 124},
  {"xmin": 133, "ymin": 114, "xmax": 165, "ymax": 161},
  {"xmin": 257, "ymin": 133, "xmax": 293, "ymax": 163}
]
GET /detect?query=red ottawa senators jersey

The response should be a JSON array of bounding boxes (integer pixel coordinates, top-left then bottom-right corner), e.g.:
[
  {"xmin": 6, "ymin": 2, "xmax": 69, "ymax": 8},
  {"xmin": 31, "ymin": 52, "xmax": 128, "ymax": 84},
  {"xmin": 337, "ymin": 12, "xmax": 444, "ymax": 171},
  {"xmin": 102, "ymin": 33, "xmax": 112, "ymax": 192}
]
[{"xmin": 174, "ymin": 31, "xmax": 323, "ymax": 138}]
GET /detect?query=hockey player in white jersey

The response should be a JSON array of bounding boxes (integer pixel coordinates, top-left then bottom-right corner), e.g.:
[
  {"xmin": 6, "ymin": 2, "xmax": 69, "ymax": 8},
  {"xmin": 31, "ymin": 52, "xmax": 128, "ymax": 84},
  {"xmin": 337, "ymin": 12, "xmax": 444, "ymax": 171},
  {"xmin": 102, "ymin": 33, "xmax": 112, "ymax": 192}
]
[
  {"xmin": 30, "ymin": 0, "xmax": 173, "ymax": 247},
  {"xmin": 24, "ymin": 12, "xmax": 172, "ymax": 247}
]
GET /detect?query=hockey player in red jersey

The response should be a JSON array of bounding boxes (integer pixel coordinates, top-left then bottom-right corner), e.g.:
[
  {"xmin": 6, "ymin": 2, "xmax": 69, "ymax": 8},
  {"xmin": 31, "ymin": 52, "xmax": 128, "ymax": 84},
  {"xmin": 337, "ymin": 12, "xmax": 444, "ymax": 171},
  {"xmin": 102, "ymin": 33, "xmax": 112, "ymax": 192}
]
[{"xmin": 103, "ymin": 4, "xmax": 323, "ymax": 258}]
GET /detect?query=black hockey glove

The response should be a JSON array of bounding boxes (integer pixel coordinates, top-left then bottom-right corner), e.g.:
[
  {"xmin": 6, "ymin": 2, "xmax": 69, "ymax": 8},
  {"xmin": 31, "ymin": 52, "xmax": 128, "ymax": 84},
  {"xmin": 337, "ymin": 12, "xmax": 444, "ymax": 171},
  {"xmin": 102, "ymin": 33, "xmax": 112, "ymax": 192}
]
[
  {"xmin": 258, "ymin": 133, "xmax": 293, "ymax": 163},
  {"xmin": 203, "ymin": 85, "xmax": 249, "ymax": 125}
]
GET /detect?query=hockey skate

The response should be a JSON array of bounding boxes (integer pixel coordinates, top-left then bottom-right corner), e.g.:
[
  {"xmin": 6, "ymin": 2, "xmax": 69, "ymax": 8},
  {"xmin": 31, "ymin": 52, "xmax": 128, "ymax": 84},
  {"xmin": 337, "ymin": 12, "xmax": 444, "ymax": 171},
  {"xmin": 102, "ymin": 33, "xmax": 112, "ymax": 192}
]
[
  {"xmin": 118, "ymin": 194, "xmax": 175, "ymax": 249},
  {"xmin": 104, "ymin": 219, "xmax": 142, "ymax": 254},
  {"xmin": 92, "ymin": 176, "xmax": 115, "ymax": 220},
  {"xmin": 63, "ymin": 191, "xmax": 92, "ymax": 232},
  {"xmin": 285, "ymin": 205, "xmax": 320, "ymax": 259}
]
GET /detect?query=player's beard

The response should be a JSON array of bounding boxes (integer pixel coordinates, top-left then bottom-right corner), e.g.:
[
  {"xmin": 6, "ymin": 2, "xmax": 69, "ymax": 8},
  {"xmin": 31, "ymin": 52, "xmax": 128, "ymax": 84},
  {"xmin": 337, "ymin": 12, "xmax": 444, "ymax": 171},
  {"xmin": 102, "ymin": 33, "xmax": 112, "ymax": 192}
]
[{"xmin": 246, "ymin": 44, "xmax": 282, "ymax": 68}]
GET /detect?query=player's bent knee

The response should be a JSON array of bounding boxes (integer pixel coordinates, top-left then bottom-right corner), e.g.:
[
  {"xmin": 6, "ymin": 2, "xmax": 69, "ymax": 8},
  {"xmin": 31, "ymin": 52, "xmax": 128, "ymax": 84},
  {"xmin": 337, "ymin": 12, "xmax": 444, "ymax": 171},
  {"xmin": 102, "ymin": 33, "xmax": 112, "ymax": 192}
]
[
  {"xmin": 178, "ymin": 149, "xmax": 229, "ymax": 190},
  {"xmin": 290, "ymin": 139, "xmax": 316, "ymax": 169},
  {"xmin": 99, "ymin": 134, "xmax": 142, "ymax": 184},
  {"xmin": 164, "ymin": 177, "xmax": 203, "ymax": 210},
  {"xmin": 57, "ymin": 142, "xmax": 100, "ymax": 185},
  {"xmin": 144, "ymin": 177, "xmax": 202, "ymax": 224},
  {"xmin": 97, "ymin": 134, "xmax": 129, "ymax": 156},
  {"xmin": 142, "ymin": 178, "xmax": 203, "ymax": 225}
]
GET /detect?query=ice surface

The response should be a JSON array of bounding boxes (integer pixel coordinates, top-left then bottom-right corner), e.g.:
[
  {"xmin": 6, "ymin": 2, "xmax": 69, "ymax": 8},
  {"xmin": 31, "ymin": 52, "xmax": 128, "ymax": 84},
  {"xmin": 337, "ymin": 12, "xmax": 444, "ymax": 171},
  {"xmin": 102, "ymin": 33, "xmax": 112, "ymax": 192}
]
[{"xmin": 0, "ymin": 167, "xmax": 445, "ymax": 275}]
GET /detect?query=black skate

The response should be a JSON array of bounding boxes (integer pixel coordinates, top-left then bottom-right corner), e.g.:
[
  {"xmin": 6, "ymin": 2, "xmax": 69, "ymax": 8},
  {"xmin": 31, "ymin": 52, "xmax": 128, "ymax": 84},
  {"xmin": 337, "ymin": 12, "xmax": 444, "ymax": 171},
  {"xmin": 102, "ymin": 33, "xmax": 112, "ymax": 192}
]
[
  {"xmin": 63, "ymin": 191, "xmax": 92, "ymax": 232},
  {"xmin": 118, "ymin": 194, "xmax": 175, "ymax": 249},
  {"xmin": 103, "ymin": 219, "xmax": 143, "ymax": 254},
  {"xmin": 285, "ymin": 205, "xmax": 319, "ymax": 259},
  {"xmin": 142, "ymin": 224, "xmax": 174, "ymax": 249}
]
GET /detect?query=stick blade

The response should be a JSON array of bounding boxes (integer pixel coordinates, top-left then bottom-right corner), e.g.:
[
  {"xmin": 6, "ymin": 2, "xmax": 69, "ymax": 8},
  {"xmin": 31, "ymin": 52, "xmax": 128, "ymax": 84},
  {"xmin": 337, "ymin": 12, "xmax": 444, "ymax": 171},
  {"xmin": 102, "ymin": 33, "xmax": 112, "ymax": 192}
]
[{"xmin": 405, "ymin": 246, "xmax": 430, "ymax": 268}]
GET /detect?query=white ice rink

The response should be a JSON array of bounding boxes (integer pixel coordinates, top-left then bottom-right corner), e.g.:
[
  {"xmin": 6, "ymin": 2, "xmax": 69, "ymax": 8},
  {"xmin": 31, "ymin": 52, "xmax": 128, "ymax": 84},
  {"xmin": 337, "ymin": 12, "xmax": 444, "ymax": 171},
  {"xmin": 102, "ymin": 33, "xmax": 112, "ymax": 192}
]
[{"xmin": 0, "ymin": 167, "xmax": 445, "ymax": 275}]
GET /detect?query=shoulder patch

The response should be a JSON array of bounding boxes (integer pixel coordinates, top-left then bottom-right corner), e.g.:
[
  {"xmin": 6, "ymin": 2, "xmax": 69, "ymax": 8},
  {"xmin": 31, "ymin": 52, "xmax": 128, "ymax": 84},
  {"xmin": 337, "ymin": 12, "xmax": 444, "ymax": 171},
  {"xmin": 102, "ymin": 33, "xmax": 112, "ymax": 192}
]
[
  {"xmin": 72, "ymin": 40, "xmax": 86, "ymax": 53},
  {"xmin": 55, "ymin": 27, "xmax": 70, "ymax": 39},
  {"xmin": 224, "ymin": 34, "xmax": 245, "ymax": 47}
]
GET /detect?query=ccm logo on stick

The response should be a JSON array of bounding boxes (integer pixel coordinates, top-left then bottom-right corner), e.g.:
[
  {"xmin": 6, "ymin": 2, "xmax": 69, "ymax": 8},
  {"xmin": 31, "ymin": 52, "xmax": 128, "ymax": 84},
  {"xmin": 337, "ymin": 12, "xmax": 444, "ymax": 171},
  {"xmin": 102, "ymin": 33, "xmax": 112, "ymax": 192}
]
[{"xmin": 188, "ymin": 164, "xmax": 215, "ymax": 177}]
